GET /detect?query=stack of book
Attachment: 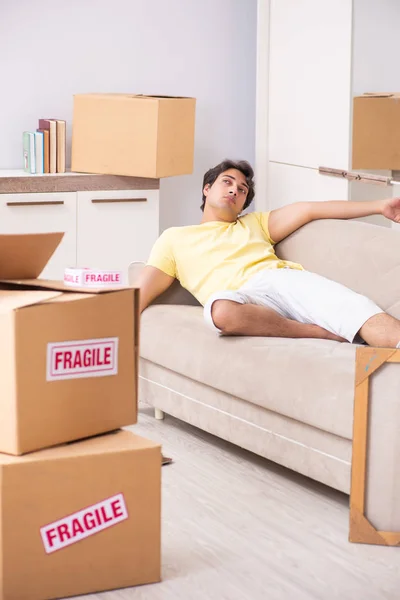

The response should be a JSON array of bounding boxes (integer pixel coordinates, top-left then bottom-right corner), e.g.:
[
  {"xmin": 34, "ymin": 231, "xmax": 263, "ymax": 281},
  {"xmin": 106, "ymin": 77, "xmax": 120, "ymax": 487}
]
[{"xmin": 23, "ymin": 118, "xmax": 66, "ymax": 174}]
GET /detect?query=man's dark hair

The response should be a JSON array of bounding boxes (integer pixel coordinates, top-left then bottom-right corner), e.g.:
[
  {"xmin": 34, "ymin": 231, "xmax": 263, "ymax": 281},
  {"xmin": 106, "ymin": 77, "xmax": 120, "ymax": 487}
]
[{"xmin": 200, "ymin": 159, "xmax": 255, "ymax": 212}]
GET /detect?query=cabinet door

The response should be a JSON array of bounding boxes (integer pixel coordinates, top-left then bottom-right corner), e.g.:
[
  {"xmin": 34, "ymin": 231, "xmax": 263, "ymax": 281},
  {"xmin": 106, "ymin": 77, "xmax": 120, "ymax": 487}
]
[
  {"xmin": 268, "ymin": 0, "xmax": 352, "ymax": 168},
  {"xmin": 77, "ymin": 189, "xmax": 159, "ymax": 278},
  {"xmin": 0, "ymin": 192, "xmax": 77, "ymax": 280},
  {"xmin": 267, "ymin": 162, "xmax": 348, "ymax": 210}
]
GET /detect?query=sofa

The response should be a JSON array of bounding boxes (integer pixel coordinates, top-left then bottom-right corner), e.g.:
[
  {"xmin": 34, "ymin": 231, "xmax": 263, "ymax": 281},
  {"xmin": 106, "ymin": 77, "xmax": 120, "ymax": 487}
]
[{"xmin": 129, "ymin": 218, "xmax": 400, "ymax": 494}]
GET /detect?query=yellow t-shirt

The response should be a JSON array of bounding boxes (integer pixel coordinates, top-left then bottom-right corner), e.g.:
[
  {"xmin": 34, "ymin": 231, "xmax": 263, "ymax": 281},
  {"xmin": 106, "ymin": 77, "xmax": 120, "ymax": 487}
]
[{"xmin": 147, "ymin": 211, "xmax": 303, "ymax": 306}]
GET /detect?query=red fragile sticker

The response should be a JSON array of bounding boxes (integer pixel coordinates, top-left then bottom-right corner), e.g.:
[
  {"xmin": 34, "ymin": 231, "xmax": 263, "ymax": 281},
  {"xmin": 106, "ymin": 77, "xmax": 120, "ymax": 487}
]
[
  {"xmin": 40, "ymin": 493, "xmax": 128, "ymax": 554},
  {"xmin": 46, "ymin": 337, "xmax": 118, "ymax": 381}
]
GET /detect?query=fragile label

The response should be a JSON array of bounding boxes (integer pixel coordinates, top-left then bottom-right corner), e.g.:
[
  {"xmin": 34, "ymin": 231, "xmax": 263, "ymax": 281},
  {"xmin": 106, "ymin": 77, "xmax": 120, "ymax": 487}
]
[
  {"xmin": 40, "ymin": 493, "xmax": 128, "ymax": 554},
  {"xmin": 46, "ymin": 337, "xmax": 118, "ymax": 381},
  {"xmin": 64, "ymin": 268, "xmax": 124, "ymax": 288}
]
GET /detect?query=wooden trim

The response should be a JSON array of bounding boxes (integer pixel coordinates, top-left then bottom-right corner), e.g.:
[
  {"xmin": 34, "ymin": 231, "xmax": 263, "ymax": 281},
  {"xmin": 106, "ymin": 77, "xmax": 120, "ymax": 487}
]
[
  {"xmin": 380, "ymin": 532, "xmax": 400, "ymax": 546},
  {"xmin": 355, "ymin": 346, "xmax": 396, "ymax": 385},
  {"xmin": 349, "ymin": 507, "xmax": 389, "ymax": 545},
  {"xmin": 91, "ymin": 197, "xmax": 147, "ymax": 204},
  {"xmin": 350, "ymin": 347, "xmax": 400, "ymax": 546},
  {"xmin": 0, "ymin": 173, "xmax": 159, "ymax": 194},
  {"xmin": 350, "ymin": 377, "xmax": 369, "ymax": 513},
  {"xmin": 6, "ymin": 200, "xmax": 64, "ymax": 207},
  {"xmin": 386, "ymin": 354, "xmax": 400, "ymax": 363}
]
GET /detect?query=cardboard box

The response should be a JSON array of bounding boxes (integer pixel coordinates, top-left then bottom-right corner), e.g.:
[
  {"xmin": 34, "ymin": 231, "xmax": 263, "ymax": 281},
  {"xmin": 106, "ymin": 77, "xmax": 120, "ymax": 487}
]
[
  {"xmin": 0, "ymin": 429, "xmax": 161, "ymax": 599},
  {"xmin": 0, "ymin": 232, "xmax": 139, "ymax": 455},
  {"xmin": 352, "ymin": 93, "xmax": 400, "ymax": 169},
  {"xmin": 71, "ymin": 93, "xmax": 196, "ymax": 178}
]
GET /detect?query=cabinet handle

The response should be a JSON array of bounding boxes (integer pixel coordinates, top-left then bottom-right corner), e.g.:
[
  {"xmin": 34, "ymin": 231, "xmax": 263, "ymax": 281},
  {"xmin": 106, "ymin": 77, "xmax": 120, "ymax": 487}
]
[
  {"xmin": 91, "ymin": 197, "xmax": 147, "ymax": 204},
  {"xmin": 6, "ymin": 200, "xmax": 64, "ymax": 207}
]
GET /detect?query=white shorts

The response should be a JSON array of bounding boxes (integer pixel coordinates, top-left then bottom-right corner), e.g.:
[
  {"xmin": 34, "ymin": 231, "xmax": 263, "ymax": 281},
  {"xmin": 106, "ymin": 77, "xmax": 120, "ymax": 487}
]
[{"xmin": 203, "ymin": 268, "xmax": 383, "ymax": 342}]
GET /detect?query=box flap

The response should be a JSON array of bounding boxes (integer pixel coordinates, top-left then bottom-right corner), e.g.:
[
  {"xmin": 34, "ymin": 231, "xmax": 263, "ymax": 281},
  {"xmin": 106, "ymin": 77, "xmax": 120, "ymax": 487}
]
[
  {"xmin": 0, "ymin": 290, "xmax": 62, "ymax": 312},
  {"xmin": 0, "ymin": 233, "xmax": 64, "ymax": 280},
  {"xmin": 74, "ymin": 93, "xmax": 193, "ymax": 100},
  {"xmin": 42, "ymin": 293, "xmax": 94, "ymax": 303},
  {"xmin": 134, "ymin": 94, "xmax": 193, "ymax": 99},
  {"xmin": 0, "ymin": 430, "xmax": 160, "ymax": 464},
  {"xmin": 357, "ymin": 92, "xmax": 399, "ymax": 99},
  {"xmin": 0, "ymin": 279, "xmax": 133, "ymax": 294}
]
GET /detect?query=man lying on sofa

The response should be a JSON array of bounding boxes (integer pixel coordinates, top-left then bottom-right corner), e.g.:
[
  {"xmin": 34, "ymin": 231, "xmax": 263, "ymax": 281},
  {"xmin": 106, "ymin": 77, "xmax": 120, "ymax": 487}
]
[{"xmin": 137, "ymin": 159, "xmax": 400, "ymax": 348}]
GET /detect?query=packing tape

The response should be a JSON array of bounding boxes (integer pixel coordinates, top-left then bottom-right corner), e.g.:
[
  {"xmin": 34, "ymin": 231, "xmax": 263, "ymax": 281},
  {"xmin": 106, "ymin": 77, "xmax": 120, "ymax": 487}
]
[{"xmin": 64, "ymin": 268, "xmax": 124, "ymax": 288}]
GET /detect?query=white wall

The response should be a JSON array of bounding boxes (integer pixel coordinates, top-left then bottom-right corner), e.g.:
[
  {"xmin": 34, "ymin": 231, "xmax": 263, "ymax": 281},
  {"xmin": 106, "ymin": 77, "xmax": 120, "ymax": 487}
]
[{"xmin": 0, "ymin": 0, "xmax": 257, "ymax": 230}]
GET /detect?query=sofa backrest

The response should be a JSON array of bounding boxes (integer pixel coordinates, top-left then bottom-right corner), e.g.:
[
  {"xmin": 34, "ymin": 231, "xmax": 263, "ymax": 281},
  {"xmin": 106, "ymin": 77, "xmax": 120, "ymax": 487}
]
[
  {"xmin": 276, "ymin": 219, "xmax": 400, "ymax": 317},
  {"xmin": 129, "ymin": 219, "xmax": 400, "ymax": 316}
]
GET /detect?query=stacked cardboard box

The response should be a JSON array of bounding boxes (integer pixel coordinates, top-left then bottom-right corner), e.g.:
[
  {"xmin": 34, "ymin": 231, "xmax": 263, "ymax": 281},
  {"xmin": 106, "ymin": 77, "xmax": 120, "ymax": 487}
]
[
  {"xmin": 0, "ymin": 232, "xmax": 161, "ymax": 599},
  {"xmin": 71, "ymin": 93, "xmax": 196, "ymax": 178},
  {"xmin": 352, "ymin": 92, "xmax": 400, "ymax": 169}
]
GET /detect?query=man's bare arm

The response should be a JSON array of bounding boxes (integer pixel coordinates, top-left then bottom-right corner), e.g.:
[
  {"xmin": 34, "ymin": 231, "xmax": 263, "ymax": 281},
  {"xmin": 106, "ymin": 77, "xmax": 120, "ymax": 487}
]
[
  {"xmin": 268, "ymin": 197, "xmax": 399, "ymax": 244},
  {"xmin": 135, "ymin": 266, "xmax": 175, "ymax": 313}
]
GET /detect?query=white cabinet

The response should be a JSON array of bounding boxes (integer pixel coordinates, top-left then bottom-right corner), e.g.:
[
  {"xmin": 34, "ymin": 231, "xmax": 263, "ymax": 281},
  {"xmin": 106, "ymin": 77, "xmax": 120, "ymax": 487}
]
[
  {"xmin": 0, "ymin": 172, "xmax": 160, "ymax": 281},
  {"xmin": 268, "ymin": 0, "xmax": 352, "ymax": 169},
  {"xmin": 76, "ymin": 189, "xmax": 159, "ymax": 276},
  {"xmin": 0, "ymin": 192, "xmax": 77, "ymax": 279},
  {"xmin": 260, "ymin": 0, "xmax": 400, "ymax": 228}
]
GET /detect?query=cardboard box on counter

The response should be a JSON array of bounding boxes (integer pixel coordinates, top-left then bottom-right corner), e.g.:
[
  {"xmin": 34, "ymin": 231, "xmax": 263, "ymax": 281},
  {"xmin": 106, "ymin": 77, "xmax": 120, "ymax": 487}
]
[
  {"xmin": 0, "ymin": 232, "xmax": 138, "ymax": 455},
  {"xmin": 0, "ymin": 429, "xmax": 161, "ymax": 600},
  {"xmin": 352, "ymin": 92, "xmax": 400, "ymax": 169},
  {"xmin": 71, "ymin": 93, "xmax": 196, "ymax": 178}
]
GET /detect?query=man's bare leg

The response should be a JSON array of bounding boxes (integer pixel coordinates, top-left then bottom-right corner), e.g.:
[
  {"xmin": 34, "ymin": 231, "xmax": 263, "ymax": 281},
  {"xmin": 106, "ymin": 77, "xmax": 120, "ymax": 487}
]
[
  {"xmin": 359, "ymin": 313, "xmax": 400, "ymax": 348},
  {"xmin": 211, "ymin": 300, "xmax": 346, "ymax": 342}
]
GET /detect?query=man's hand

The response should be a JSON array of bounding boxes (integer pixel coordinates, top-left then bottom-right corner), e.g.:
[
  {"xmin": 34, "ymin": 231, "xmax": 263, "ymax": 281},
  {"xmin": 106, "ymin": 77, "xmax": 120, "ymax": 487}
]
[{"xmin": 381, "ymin": 197, "xmax": 400, "ymax": 223}]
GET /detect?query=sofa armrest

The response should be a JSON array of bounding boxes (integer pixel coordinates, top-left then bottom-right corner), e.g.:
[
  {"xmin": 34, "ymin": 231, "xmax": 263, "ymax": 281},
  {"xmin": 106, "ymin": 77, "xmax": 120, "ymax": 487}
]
[{"xmin": 128, "ymin": 261, "xmax": 200, "ymax": 307}]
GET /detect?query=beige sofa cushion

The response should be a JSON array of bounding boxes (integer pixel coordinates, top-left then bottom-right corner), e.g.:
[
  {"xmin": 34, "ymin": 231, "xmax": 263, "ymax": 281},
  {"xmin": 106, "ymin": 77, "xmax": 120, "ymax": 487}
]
[
  {"xmin": 276, "ymin": 219, "xmax": 400, "ymax": 317},
  {"xmin": 141, "ymin": 304, "xmax": 361, "ymax": 440}
]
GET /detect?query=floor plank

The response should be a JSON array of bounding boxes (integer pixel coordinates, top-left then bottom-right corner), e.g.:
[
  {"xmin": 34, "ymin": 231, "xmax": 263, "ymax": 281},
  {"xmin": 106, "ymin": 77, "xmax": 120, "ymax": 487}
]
[{"xmin": 73, "ymin": 405, "xmax": 400, "ymax": 600}]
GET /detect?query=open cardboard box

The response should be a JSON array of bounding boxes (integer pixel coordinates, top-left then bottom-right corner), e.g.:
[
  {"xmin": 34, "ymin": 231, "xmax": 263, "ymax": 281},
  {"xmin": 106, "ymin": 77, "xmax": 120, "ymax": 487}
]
[
  {"xmin": 0, "ymin": 429, "xmax": 161, "ymax": 600},
  {"xmin": 0, "ymin": 232, "xmax": 138, "ymax": 455}
]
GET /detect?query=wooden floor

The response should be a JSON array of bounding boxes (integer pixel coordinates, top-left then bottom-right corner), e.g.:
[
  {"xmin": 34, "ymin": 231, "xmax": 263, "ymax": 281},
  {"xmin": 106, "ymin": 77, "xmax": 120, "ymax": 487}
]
[{"xmin": 79, "ymin": 405, "xmax": 400, "ymax": 600}]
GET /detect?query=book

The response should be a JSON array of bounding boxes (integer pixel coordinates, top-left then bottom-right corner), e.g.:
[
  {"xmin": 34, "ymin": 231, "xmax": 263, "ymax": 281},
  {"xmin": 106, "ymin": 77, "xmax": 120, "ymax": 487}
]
[
  {"xmin": 34, "ymin": 131, "xmax": 44, "ymax": 174},
  {"xmin": 22, "ymin": 132, "xmax": 35, "ymax": 174},
  {"xmin": 23, "ymin": 132, "xmax": 30, "ymax": 173},
  {"xmin": 38, "ymin": 119, "xmax": 57, "ymax": 173},
  {"xmin": 56, "ymin": 120, "xmax": 66, "ymax": 173},
  {"xmin": 37, "ymin": 128, "xmax": 50, "ymax": 173}
]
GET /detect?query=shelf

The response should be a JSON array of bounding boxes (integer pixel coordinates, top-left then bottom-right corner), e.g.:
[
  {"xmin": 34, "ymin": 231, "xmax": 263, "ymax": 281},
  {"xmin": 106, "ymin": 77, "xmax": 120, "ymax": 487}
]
[{"xmin": 0, "ymin": 170, "xmax": 160, "ymax": 194}]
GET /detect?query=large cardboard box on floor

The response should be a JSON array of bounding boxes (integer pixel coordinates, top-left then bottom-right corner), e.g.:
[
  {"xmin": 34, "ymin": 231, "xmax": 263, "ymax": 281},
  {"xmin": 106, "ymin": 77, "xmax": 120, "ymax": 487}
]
[
  {"xmin": 71, "ymin": 93, "xmax": 196, "ymax": 178},
  {"xmin": 0, "ymin": 429, "xmax": 161, "ymax": 600},
  {"xmin": 352, "ymin": 92, "xmax": 400, "ymax": 169},
  {"xmin": 0, "ymin": 232, "xmax": 139, "ymax": 455}
]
